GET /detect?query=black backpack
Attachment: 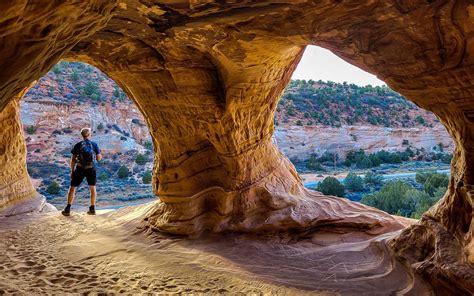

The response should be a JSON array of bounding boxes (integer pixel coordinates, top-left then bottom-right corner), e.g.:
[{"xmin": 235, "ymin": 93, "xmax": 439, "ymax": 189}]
[{"xmin": 79, "ymin": 141, "xmax": 95, "ymax": 168}]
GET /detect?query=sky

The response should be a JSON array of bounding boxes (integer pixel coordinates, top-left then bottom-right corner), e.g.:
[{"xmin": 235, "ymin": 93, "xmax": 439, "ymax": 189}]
[{"xmin": 291, "ymin": 46, "xmax": 386, "ymax": 86}]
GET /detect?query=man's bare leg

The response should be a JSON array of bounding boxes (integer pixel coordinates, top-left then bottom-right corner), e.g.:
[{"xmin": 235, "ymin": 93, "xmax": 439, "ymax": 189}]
[
  {"xmin": 67, "ymin": 186, "xmax": 77, "ymax": 205},
  {"xmin": 62, "ymin": 186, "xmax": 76, "ymax": 216},
  {"xmin": 89, "ymin": 185, "xmax": 96, "ymax": 206}
]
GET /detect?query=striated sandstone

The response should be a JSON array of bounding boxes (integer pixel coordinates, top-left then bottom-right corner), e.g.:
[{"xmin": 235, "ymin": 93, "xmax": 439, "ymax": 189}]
[
  {"xmin": 274, "ymin": 124, "xmax": 454, "ymax": 161},
  {"xmin": 0, "ymin": 1, "xmax": 473, "ymax": 294}
]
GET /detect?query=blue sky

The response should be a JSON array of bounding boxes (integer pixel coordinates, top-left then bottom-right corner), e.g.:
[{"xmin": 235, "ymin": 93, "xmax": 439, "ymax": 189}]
[{"xmin": 292, "ymin": 46, "xmax": 386, "ymax": 86}]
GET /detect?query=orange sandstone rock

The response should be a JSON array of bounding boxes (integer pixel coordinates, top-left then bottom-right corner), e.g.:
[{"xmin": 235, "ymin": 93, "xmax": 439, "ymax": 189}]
[{"xmin": 0, "ymin": 1, "xmax": 472, "ymax": 294}]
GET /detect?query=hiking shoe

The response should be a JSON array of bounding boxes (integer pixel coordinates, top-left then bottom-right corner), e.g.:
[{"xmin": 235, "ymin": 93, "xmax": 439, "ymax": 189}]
[
  {"xmin": 87, "ymin": 206, "xmax": 96, "ymax": 215},
  {"xmin": 61, "ymin": 208, "xmax": 71, "ymax": 216}
]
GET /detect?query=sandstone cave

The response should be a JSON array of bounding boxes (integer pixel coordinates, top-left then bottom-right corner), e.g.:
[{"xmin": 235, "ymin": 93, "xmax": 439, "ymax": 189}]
[{"xmin": 0, "ymin": 1, "xmax": 472, "ymax": 294}]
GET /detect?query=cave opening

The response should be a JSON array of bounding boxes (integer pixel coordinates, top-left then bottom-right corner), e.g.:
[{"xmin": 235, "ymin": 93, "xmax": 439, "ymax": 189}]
[
  {"xmin": 21, "ymin": 61, "xmax": 156, "ymax": 212},
  {"xmin": 275, "ymin": 45, "xmax": 454, "ymax": 220}
]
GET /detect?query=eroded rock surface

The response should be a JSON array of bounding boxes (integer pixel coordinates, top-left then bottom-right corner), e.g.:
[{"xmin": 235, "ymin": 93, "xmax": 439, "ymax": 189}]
[{"xmin": 0, "ymin": 1, "xmax": 473, "ymax": 294}]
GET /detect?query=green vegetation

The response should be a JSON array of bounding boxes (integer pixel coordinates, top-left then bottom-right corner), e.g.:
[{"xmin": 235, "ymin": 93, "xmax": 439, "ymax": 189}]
[
  {"xmin": 117, "ymin": 165, "xmax": 129, "ymax": 178},
  {"xmin": 52, "ymin": 64, "xmax": 63, "ymax": 74},
  {"xmin": 361, "ymin": 171, "xmax": 448, "ymax": 218},
  {"xmin": 113, "ymin": 86, "xmax": 127, "ymax": 101},
  {"xmin": 70, "ymin": 70, "xmax": 80, "ymax": 81},
  {"xmin": 344, "ymin": 173, "xmax": 364, "ymax": 192},
  {"xmin": 364, "ymin": 172, "xmax": 383, "ymax": 187},
  {"xmin": 277, "ymin": 79, "xmax": 435, "ymax": 128},
  {"xmin": 415, "ymin": 171, "xmax": 449, "ymax": 196},
  {"xmin": 97, "ymin": 122, "xmax": 104, "ymax": 131},
  {"xmin": 98, "ymin": 172, "xmax": 109, "ymax": 181},
  {"xmin": 143, "ymin": 140, "xmax": 153, "ymax": 150},
  {"xmin": 46, "ymin": 181, "xmax": 61, "ymax": 195},
  {"xmin": 135, "ymin": 154, "xmax": 147, "ymax": 165},
  {"xmin": 142, "ymin": 171, "xmax": 152, "ymax": 184},
  {"xmin": 305, "ymin": 155, "xmax": 325, "ymax": 171},
  {"xmin": 82, "ymin": 81, "xmax": 100, "ymax": 98},
  {"xmin": 317, "ymin": 177, "xmax": 345, "ymax": 197},
  {"xmin": 26, "ymin": 126, "xmax": 37, "ymax": 135}
]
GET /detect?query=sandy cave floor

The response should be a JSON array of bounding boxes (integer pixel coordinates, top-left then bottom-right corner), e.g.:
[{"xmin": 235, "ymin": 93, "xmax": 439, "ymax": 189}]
[{"xmin": 0, "ymin": 202, "xmax": 433, "ymax": 295}]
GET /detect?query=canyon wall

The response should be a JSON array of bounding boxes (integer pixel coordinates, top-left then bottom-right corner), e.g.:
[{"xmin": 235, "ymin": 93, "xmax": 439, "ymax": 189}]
[{"xmin": 275, "ymin": 125, "xmax": 453, "ymax": 161}]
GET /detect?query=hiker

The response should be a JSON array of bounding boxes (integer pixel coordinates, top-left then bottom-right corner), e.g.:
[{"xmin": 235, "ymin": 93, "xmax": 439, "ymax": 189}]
[{"xmin": 62, "ymin": 128, "xmax": 102, "ymax": 216}]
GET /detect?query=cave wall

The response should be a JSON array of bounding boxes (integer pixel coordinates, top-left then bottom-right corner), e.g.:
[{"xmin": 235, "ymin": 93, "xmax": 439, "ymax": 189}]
[
  {"xmin": 0, "ymin": 0, "xmax": 473, "ymax": 293},
  {"xmin": 0, "ymin": 89, "xmax": 35, "ymax": 208}
]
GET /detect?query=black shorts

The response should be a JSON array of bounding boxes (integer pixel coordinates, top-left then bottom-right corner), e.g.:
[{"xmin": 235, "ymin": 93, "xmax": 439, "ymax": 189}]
[{"xmin": 71, "ymin": 167, "xmax": 97, "ymax": 187}]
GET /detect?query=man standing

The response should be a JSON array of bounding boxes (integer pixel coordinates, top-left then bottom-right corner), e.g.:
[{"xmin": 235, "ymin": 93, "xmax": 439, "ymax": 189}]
[{"xmin": 62, "ymin": 128, "xmax": 102, "ymax": 216}]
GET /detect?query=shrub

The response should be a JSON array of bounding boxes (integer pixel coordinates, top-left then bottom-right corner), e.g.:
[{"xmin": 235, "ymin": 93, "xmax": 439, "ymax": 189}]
[
  {"xmin": 26, "ymin": 126, "xmax": 36, "ymax": 135},
  {"xmin": 415, "ymin": 115, "xmax": 425, "ymax": 124},
  {"xmin": 344, "ymin": 172, "xmax": 364, "ymax": 192},
  {"xmin": 361, "ymin": 181, "xmax": 413, "ymax": 216},
  {"xmin": 70, "ymin": 70, "xmax": 79, "ymax": 81},
  {"xmin": 360, "ymin": 181, "xmax": 442, "ymax": 218},
  {"xmin": 97, "ymin": 122, "xmax": 104, "ymax": 131},
  {"xmin": 296, "ymin": 120, "xmax": 303, "ymax": 126},
  {"xmin": 143, "ymin": 140, "xmax": 153, "ymax": 150},
  {"xmin": 317, "ymin": 177, "xmax": 345, "ymax": 197},
  {"xmin": 46, "ymin": 181, "xmax": 61, "ymax": 195},
  {"xmin": 364, "ymin": 172, "xmax": 383, "ymax": 187},
  {"xmin": 286, "ymin": 106, "xmax": 295, "ymax": 116},
  {"xmin": 305, "ymin": 155, "xmax": 325, "ymax": 171},
  {"xmin": 52, "ymin": 64, "xmax": 62, "ymax": 74},
  {"xmin": 98, "ymin": 172, "xmax": 109, "ymax": 181},
  {"xmin": 117, "ymin": 166, "xmax": 129, "ymax": 179},
  {"xmin": 416, "ymin": 171, "xmax": 449, "ymax": 196},
  {"xmin": 142, "ymin": 171, "xmax": 152, "ymax": 184},
  {"xmin": 135, "ymin": 154, "xmax": 147, "ymax": 165}
]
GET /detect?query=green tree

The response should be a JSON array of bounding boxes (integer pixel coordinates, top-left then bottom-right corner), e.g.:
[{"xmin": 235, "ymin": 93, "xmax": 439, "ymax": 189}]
[
  {"xmin": 305, "ymin": 155, "xmax": 325, "ymax": 171},
  {"xmin": 98, "ymin": 172, "xmax": 109, "ymax": 181},
  {"xmin": 135, "ymin": 154, "xmax": 147, "ymax": 165},
  {"xmin": 52, "ymin": 64, "xmax": 62, "ymax": 74},
  {"xmin": 26, "ymin": 126, "xmax": 36, "ymax": 135},
  {"xmin": 117, "ymin": 166, "xmax": 129, "ymax": 178},
  {"xmin": 344, "ymin": 172, "xmax": 364, "ymax": 192},
  {"xmin": 361, "ymin": 181, "xmax": 413, "ymax": 215},
  {"xmin": 364, "ymin": 172, "xmax": 383, "ymax": 187},
  {"xmin": 143, "ymin": 140, "xmax": 153, "ymax": 150},
  {"xmin": 142, "ymin": 170, "xmax": 152, "ymax": 184},
  {"xmin": 70, "ymin": 70, "xmax": 80, "ymax": 81},
  {"xmin": 83, "ymin": 81, "xmax": 99, "ymax": 97},
  {"xmin": 46, "ymin": 181, "xmax": 61, "ymax": 195},
  {"xmin": 416, "ymin": 171, "xmax": 449, "ymax": 196},
  {"xmin": 317, "ymin": 177, "xmax": 345, "ymax": 197},
  {"xmin": 415, "ymin": 115, "xmax": 425, "ymax": 124}
]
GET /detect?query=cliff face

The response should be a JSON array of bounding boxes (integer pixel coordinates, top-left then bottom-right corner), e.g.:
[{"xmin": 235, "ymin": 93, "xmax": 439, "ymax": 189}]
[
  {"xmin": 275, "ymin": 125, "xmax": 453, "ymax": 160},
  {"xmin": 0, "ymin": 1, "xmax": 473, "ymax": 294},
  {"xmin": 20, "ymin": 64, "xmax": 151, "ymax": 163}
]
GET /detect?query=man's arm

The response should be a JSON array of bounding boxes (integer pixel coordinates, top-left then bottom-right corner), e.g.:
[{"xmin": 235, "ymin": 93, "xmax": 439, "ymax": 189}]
[{"xmin": 94, "ymin": 142, "xmax": 102, "ymax": 161}]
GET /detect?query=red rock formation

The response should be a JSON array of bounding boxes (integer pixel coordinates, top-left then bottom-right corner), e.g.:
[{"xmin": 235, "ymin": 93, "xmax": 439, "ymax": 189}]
[{"xmin": 0, "ymin": 1, "xmax": 472, "ymax": 293}]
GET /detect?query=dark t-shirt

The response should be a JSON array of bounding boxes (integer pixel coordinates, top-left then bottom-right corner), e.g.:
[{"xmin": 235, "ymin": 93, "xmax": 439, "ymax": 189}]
[{"xmin": 71, "ymin": 140, "xmax": 100, "ymax": 168}]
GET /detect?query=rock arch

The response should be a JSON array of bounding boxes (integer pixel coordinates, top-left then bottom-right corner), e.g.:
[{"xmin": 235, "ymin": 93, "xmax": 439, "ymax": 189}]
[{"xmin": 0, "ymin": 1, "xmax": 472, "ymax": 293}]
